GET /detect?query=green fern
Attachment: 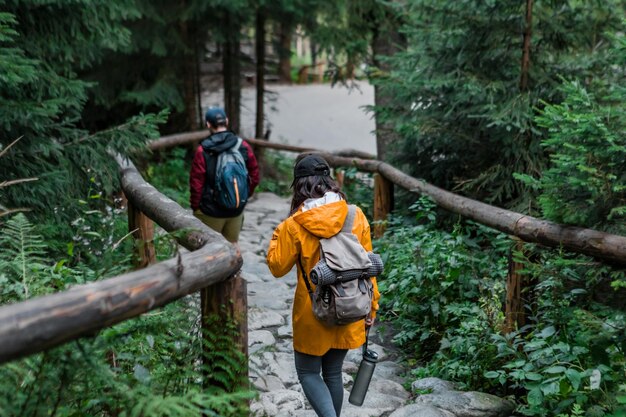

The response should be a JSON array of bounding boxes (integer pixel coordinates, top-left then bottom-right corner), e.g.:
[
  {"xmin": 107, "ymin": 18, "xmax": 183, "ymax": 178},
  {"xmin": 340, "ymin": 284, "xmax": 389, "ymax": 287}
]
[
  {"xmin": 0, "ymin": 213, "xmax": 48, "ymax": 301},
  {"xmin": 201, "ymin": 312, "xmax": 249, "ymax": 393}
]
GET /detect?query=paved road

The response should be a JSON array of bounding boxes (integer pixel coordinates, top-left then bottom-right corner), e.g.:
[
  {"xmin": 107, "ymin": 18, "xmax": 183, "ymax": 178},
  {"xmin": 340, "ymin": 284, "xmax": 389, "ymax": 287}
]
[{"xmin": 201, "ymin": 81, "xmax": 377, "ymax": 156}]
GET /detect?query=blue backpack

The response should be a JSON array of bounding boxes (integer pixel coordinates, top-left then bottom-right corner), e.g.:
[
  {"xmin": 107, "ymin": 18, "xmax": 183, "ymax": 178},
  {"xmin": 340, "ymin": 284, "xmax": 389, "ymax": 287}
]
[{"xmin": 214, "ymin": 138, "xmax": 249, "ymax": 210}]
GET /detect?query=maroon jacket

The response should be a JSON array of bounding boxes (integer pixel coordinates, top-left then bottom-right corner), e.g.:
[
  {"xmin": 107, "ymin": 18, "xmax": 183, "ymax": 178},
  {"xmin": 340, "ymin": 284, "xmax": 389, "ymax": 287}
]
[{"xmin": 189, "ymin": 131, "xmax": 260, "ymax": 217}]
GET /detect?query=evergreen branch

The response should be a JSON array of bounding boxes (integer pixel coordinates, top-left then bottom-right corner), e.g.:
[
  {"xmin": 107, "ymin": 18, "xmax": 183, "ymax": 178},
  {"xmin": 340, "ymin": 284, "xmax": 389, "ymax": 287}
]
[
  {"xmin": 0, "ymin": 208, "xmax": 30, "ymax": 217},
  {"xmin": 71, "ymin": 120, "xmax": 137, "ymax": 146},
  {"xmin": 0, "ymin": 135, "xmax": 23, "ymax": 158},
  {"xmin": 0, "ymin": 177, "xmax": 38, "ymax": 188}
]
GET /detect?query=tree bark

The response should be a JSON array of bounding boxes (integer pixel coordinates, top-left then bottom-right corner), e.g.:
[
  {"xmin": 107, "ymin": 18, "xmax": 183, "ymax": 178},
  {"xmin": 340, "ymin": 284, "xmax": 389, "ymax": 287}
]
[
  {"xmin": 223, "ymin": 14, "xmax": 241, "ymax": 133},
  {"xmin": 201, "ymin": 274, "xmax": 248, "ymax": 390},
  {"xmin": 373, "ymin": 173, "xmax": 394, "ymax": 238},
  {"xmin": 504, "ymin": 239, "xmax": 526, "ymax": 333},
  {"xmin": 278, "ymin": 21, "xmax": 293, "ymax": 84},
  {"xmin": 128, "ymin": 201, "xmax": 156, "ymax": 269},
  {"xmin": 371, "ymin": 2, "xmax": 406, "ymax": 161},
  {"xmin": 520, "ymin": 0, "xmax": 533, "ymax": 91},
  {"xmin": 0, "ymin": 242, "xmax": 241, "ymax": 364},
  {"xmin": 0, "ymin": 155, "xmax": 243, "ymax": 365},
  {"xmin": 255, "ymin": 9, "xmax": 266, "ymax": 139},
  {"xmin": 179, "ymin": 1, "xmax": 201, "ymax": 130},
  {"xmin": 318, "ymin": 153, "xmax": 626, "ymax": 265}
]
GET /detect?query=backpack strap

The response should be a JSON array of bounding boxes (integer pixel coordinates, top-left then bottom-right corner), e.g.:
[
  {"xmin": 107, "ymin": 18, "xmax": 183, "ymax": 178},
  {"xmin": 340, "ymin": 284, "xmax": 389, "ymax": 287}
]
[
  {"xmin": 297, "ymin": 257, "xmax": 314, "ymax": 295},
  {"xmin": 341, "ymin": 205, "xmax": 357, "ymax": 234},
  {"xmin": 301, "ymin": 204, "xmax": 357, "ymax": 293}
]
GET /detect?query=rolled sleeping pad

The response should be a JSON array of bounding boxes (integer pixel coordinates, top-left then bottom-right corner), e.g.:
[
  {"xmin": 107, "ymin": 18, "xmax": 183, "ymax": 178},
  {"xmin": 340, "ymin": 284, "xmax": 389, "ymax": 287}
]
[{"xmin": 310, "ymin": 252, "xmax": 384, "ymax": 285}]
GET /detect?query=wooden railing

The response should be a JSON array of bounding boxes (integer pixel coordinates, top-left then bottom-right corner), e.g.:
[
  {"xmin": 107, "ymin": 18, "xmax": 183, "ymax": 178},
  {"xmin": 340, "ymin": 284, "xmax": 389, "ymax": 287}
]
[
  {"xmin": 152, "ymin": 131, "xmax": 626, "ymax": 333},
  {"xmin": 0, "ymin": 155, "xmax": 243, "ymax": 365},
  {"xmin": 1, "ymin": 129, "xmax": 624, "ymax": 364},
  {"xmin": 150, "ymin": 131, "xmax": 626, "ymax": 266}
]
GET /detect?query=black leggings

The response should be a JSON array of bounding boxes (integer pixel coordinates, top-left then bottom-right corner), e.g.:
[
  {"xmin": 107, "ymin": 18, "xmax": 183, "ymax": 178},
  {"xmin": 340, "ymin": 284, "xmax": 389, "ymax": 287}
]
[{"xmin": 294, "ymin": 349, "xmax": 348, "ymax": 417}]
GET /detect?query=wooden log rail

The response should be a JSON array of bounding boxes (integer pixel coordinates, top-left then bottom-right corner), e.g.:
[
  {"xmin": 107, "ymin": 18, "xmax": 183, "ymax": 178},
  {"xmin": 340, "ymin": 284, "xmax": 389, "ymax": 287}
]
[
  {"xmin": 0, "ymin": 155, "xmax": 242, "ymax": 364},
  {"xmin": 150, "ymin": 131, "xmax": 626, "ymax": 266}
]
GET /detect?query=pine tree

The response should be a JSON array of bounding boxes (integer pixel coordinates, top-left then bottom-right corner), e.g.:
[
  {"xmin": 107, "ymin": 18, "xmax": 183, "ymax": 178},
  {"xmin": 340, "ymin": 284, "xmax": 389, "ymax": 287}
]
[
  {"xmin": 376, "ymin": 0, "xmax": 626, "ymax": 207},
  {"xmin": 0, "ymin": 2, "xmax": 166, "ymax": 220}
]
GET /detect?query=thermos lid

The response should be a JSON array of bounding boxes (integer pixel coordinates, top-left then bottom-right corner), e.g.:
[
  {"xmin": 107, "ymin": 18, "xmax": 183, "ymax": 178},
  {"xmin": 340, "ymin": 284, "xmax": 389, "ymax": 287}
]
[{"xmin": 364, "ymin": 349, "xmax": 379, "ymax": 362}]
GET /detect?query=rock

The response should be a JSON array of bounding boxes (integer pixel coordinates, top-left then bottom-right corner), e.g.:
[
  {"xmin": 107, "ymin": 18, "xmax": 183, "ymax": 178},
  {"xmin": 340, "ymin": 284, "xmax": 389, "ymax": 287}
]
[
  {"xmin": 412, "ymin": 377, "xmax": 458, "ymax": 393},
  {"xmin": 277, "ymin": 324, "xmax": 292, "ymax": 337},
  {"xmin": 414, "ymin": 390, "xmax": 516, "ymax": 417},
  {"xmin": 389, "ymin": 404, "xmax": 456, "ymax": 417},
  {"xmin": 251, "ymin": 374, "xmax": 285, "ymax": 392},
  {"xmin": 368, "ymin": 378, "xmax": 411, "ymax": 401},
  {"xmin": 250, "ymin": 389, "xmax": 306, "ymax": 416},
  {"xmin": 373, "ymin": 361, "xmax": 406, "ymax": 385},
  {"xmin": 248, "ymin": 308, "xmax": 285, "ymax": 330},
  {"xmin": 342, "ymin": 360, "xmax": 359, "ymax": 375},
  {"xmin": 249, "ymin": 330, "xmax": 276, "ymax": 353}
]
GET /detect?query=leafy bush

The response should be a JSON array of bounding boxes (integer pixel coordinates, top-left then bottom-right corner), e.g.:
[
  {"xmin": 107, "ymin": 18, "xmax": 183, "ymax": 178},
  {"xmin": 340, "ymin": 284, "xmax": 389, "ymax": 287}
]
[
  {"xmin": 375, "ymin": 196, "xmax": 626, "ymax": 415},
  {"xmin": 517, "ymin": 79, "xmax": 626, "ymax": 232},
  {"xmin": 255, "ymin": 149, "xmax": 295, "ymax": 197},
  {"xmin": 0, "ymin": 212, "xmax": 254, "ymax": 416},
  {"xmin": 376, "ymin": 197, "xmax": 509, "ymax": 382},
  {"xmin": 485, "ymin": 250, "xmax": 626, "ymax": 416},
  {"xmin": 145, "ymin": 147, "xmax": 192, "ymax": 208}
]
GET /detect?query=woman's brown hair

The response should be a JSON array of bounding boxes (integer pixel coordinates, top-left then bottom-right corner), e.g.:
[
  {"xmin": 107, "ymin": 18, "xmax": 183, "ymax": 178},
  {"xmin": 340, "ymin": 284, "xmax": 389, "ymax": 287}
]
[{"xmin": 289, "ymin": 175, "xmax": 346, "ymax": 215}]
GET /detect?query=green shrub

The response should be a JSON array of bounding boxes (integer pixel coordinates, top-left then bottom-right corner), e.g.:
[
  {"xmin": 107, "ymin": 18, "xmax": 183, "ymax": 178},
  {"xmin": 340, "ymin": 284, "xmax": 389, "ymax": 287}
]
[
  {"xmin": 485, "ymin": 250, "xmax": 626, "ymax": 416},
  {"xmin": 376, "ymin": 197, "xmax": 509, "ymax": 379},
  {"xmin": 517, "ymin": 77, "xmax": 625, "ymax": 233},
  {"xmin": 0, "ymin": 211, "xmax": 254, "ymax": 416}
]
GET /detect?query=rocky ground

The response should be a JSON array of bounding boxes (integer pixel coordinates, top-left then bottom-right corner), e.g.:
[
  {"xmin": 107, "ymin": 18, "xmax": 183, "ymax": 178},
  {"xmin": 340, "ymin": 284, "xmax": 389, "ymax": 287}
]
[{"xmin": 238, "ymin": 192, "xmax": 516, "ymax": 417}]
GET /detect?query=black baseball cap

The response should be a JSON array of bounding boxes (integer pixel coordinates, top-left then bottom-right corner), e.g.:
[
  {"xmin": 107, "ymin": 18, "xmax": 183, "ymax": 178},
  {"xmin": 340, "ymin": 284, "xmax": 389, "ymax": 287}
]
[
  {"xmin": 205, "ymin": 107, "xmax": 227, "ymax": 126},
  {"xmin": 293, "ymin": 154, "xmax": 331, "ymax": 179}
]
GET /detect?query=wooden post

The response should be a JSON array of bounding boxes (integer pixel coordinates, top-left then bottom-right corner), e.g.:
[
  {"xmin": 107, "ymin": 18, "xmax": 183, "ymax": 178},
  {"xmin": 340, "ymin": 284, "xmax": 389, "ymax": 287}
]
[
  {"xmin": 200, "ymin": 273, "xmax": 248, "ymax": 391},
  {"xmin": 504, "ymin": 238, "xmax": 526, "ymax": 333},
  {"xmin": 127, "ymin": 200, "xmax": 156, "ymax": 269},
  {"xmin": 373, "ymin": 173, "xmax": 393, "ymax": 238},
  {"xmin": 335, "ymin": 169, "xmax": 345, "ymax": 189}
]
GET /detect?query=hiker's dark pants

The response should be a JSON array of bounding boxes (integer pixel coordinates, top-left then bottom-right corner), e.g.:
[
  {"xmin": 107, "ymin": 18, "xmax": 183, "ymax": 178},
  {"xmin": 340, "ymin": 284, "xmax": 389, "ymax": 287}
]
[{"xmin": 294, "ymin": 348, "xmax": 348, "ymax": 417}]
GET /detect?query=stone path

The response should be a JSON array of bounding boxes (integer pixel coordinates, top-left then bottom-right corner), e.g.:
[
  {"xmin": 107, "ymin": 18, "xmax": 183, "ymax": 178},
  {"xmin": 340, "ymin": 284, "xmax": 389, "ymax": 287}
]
[
  {"xmin": 238, "ymin": 193, "xmax": 517, "ymax": 417},
  {"xmin": 239, "ymin": 193, "xmax": 411, "ymax": 417}
]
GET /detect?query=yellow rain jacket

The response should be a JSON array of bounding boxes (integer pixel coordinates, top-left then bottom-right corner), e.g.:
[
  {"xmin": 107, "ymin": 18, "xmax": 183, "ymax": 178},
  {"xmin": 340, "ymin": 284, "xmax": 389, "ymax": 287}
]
[{"xmin": 266, "ymin": 199, "xmax": 381, "ymax": 356}]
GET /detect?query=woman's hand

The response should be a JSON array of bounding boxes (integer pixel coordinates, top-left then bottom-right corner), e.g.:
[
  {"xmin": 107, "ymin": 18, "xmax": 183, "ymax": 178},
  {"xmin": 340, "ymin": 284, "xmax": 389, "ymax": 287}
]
[{"xmin": 365, "ymin": 315, "xmax": 375, "ymax": 328}]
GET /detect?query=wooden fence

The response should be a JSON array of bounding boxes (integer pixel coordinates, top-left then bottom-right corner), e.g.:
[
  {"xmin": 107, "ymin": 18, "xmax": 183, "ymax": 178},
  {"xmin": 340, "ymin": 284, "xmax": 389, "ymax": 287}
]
[
  {"xmin": 151, "ymin": 131, "xmax": 626, "ymax": 333},
  {"xmin": 0, "ymin": 155, "xmax": 244, "ymax": 366},
  {"xmin": 1, "ymin": 130, "xmax": 625, "ymax": 366}
]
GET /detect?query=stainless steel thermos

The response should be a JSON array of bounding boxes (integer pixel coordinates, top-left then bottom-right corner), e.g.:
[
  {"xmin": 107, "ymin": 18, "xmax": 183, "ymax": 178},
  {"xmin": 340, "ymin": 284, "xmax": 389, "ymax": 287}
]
[{"xmin": 348, "ymin": 347, "xmax": 378, "ymax": 406}]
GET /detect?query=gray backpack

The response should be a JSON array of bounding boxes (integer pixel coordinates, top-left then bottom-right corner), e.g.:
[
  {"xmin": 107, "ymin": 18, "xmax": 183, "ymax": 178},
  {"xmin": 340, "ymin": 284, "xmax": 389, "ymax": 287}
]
[{"xmin": 298, "ymin": 205, "xmax": 384, "ymax": 326}]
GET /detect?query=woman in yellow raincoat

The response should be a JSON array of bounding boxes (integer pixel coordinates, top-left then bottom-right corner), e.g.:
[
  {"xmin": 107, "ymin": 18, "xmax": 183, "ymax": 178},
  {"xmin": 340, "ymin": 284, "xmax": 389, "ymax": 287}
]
[{"xmin": 266, "ymin": 154, "xmax": 380, "ymax": 417}]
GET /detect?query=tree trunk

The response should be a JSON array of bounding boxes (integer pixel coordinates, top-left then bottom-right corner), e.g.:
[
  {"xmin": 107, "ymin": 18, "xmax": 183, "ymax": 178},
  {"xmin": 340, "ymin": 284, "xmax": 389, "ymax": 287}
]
[
  {"xmin": 373, "ymin": 173, "xmax": 394, "ymax": 238},
  {"xmin": 504, "ymin": 239, "xmax": 526, "ymax": 333},
  {"xmin": 179, "ymin": 2, "xmax": 200, "ymax": 130},
  {"xmin": 255, "ymin": 9, "xmax": 266, "ymax": 139},
  {"xmin": 222, "ymin": 14, "xmax": 241, "ymax": 133},
  {"xmin": 128, "ymin": 201, "xmax": 156, "ymax": 269},
  {"xmin": 278, "ymin": 21, "xmax": 293, "ymax": 84},
  {"xmin": 371, "ymin": 3, "xmax": 406, "ymax": 161},
  {"xmin": 520, "ymin": 0, "xmax": 533, "ymax": 91},
  {"xmin": 201, "ymin": 274, "xmax": 248, "ymax": 391}
]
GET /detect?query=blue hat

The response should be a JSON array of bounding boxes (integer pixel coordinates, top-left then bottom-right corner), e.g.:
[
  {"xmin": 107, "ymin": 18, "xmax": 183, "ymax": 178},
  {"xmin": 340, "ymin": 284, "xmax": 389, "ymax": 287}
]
[{"xmin": 205, "ymin": 107, "xmax": 227, "ymax": 126}]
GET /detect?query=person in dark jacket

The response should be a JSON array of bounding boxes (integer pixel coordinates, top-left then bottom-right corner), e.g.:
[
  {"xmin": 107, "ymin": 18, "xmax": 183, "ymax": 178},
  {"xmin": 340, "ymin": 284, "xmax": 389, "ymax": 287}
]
[{"xmin": 189, "ymin": 107, "xmax": 260, "ymax": 243}]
